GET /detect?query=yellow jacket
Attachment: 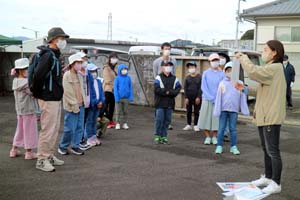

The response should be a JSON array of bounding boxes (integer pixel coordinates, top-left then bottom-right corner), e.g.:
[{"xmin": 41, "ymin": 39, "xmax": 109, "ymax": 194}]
[
  {"xmin": 103, "ymin": 64, "xmax": 117, "ymax": 92},
  {"xmin": 239, "ymin": 54, "xmax": 286, "ymax": 126},
  {"xmin": 62, "ymin": 70, "xmax": 86, "ymax": 113}
]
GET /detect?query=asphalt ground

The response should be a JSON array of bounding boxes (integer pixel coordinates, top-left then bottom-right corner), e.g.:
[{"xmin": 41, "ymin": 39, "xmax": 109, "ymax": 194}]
[{"xmin": 0, "ymin": 95, "xmax": 299, "ymax": 200}]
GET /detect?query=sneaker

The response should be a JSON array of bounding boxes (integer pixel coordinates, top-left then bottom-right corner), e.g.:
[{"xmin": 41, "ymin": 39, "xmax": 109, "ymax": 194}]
[
  {"xmin": 70, "ymin": 148, "xmax": 84, "ymax": 155},
  {"xmin": 58, "ymin": 148, "xmax": 68, "ymax": 155},
  {"xmin": 49, "ymin": 155, "xmax": 64, "ymax": 166},
  {"xmin": 154, "ymin": 135, "xmax": 161, "ymax": 145},
  {"xmin": 212, "ymin": 137, "xmax": 218, "ymax": 145},
  {"xmin": 122, "ymin": 123, "xmax": 129, "ymax": 130},
  {"xmin": 251, "ymin": 175, "xmax": 272, "ymax": 187},
  {"xmin": 215, "ymin": 146, "xmax": 223, "ymax": 154},
  {"xmin": 25, "ymin": 152, "xmax": 37, "ymax": 160},
  {"xmin": 79, "ymin": 143, "xmax": 92, "ymax": 151},
  {"xmin": 230, "ymin": 146, "xmax": 240, "ymax": 155},
  {"xmin": 36, "ymin": 159, "xmax": 55, "ymax": 172},
  {"xmin": 95, "ymin": 138, "xmax": 102, "ymax": 146},
  {"xmin": 262, "ymin": 180, "xmax": 281, "ymax": 194},
  {"xmin": 115, "ymin": 123, "xmax": 121, "ymax": 130},
  {"xmin": 87, "ymin": 138, "xmax": 97, "ymax": 147},
  {"xmin": 107, "ymin": 121, "xmax": 115, "ymax": 129},
  {"xmin": 9, "ymin": 148, "xmax": 21, "ymax": 158},
  {"xmin": 193, "ymin": 126, "xmax": 200, "ymax": 132},
  {"xmin": 161, "ymin": 137, "xmax": 169, "ymax": 144},
  {"xmin": 168, "ymin": 125, "xmax": 173, "ymax": 130},
  {"xmin": 183, "ymin": 125, "xmax": 192, "ymax": 131},
  {"xmin": 204, "ymin": 137, "xmax": 211, "ymax": 145},
  {"xmin": 112, "ymin": 121, "xmax": 117, "ymax": 126}
]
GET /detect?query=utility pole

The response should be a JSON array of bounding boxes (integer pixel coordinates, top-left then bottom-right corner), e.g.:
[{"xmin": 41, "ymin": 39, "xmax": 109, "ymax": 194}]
[
  {"xmin": 235, "ymin": 0, "xmax": 246, "ymax": 49},
  {"xmin": 22, "ymin": 26, "xmax": 38, "ymax": 39},
  {"xmin": 107, "ymin": 13, "xmax": 112, "ymax": 40}
]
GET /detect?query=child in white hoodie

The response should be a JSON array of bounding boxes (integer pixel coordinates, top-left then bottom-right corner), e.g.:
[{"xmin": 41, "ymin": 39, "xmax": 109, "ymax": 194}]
[{"xmin": 10, "ymin": 58, "xmax": 38, "ymax": 160}]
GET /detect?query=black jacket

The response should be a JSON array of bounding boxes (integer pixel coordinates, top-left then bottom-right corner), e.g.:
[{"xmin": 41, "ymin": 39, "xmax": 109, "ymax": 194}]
[
  {"xmin": 284, "ymin": 62, "xmax": 296, "ymax": 85},
  {"xmin": 33, "ymin": 45, "xmax": 63, "ymax": 101},
  {"xmin": 154, "ymin": 73, "xmax": 181, "ymax": 109},
  {"xmin": 184, "ymin": 74, "xmax": 202, "ymax": 99}
]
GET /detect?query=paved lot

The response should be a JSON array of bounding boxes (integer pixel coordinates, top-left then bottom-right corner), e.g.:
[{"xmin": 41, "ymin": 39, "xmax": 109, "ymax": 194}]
[{"xmin": 0, "ymin": 95, "xmax": 299, "ymax": 200}]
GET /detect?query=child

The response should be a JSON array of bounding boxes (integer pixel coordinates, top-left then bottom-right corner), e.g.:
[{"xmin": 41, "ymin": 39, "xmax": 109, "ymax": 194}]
[
  {"xmin": 213, "ymin": 61, "xmax": 250, "ymax": 155},
  {"xmin": 85, "ymin": 63, "xmax": 105, "ymax": 147},
  {"xmin": 154, "ymin": 61, "xmax": 181, "ymax": 144},
  {"xmin": 183, "ymin": 62, "xmax": 202, "ymax": 132},
  {"xmin": 114, "ymin": 64, "xmax": 134, "ymax": 130},
  {"xmin": 10, "ymin": 58, "xmax": 38, "ymax": 160},
  {"xmin": 197, "ymin": 53, "xmax": 225, "ymax": 145},
  {"xmin": 58, "ymin": 53, "xmax": 86, "ymax": 156}
]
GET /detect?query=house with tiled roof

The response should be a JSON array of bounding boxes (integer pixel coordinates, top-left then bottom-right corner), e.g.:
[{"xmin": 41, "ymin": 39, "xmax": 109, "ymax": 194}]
[{"xmin": 241, "ymin": 0, "xmax": 300, "ymax": 90}]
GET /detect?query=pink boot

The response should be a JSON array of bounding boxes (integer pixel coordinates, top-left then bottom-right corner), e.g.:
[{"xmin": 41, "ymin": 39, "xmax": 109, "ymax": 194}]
[{"xmin": 25, "ymin": 152, "xmax": 37, "ymax": 160}]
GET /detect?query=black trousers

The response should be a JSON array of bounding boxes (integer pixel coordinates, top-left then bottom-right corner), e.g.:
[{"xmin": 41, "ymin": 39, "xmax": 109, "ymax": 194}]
[
  {"xmin": 258, "ymin": 125, "xmax": 282, "ymax": 185},
  {"xmin": 186, "ymin": 98, "xmax": 201, "ymax": 125},
  {"xmin": 104, "ymin": 91, "xmax": 115, "ymax": 122},
  {"xmin": 286, "ymin": 86, "xmax": 293, "ymax": 107}
]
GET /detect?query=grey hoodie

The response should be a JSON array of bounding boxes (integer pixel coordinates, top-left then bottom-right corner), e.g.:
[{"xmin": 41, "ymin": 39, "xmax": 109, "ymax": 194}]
[{"xmin": 13, "ymin": 78, "xmax": 35, "ymax": 115}]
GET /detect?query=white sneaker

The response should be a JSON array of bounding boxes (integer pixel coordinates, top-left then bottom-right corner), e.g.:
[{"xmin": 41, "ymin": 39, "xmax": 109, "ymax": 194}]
[
  {"xmin": 49, "ymin": 155, "xmax": 64, "ymax": 166},
  {"xmin": 122, "ymin": 123, "xmax": 129, "ymax": 130},
  {"xmin": 193, "ymin": 126, "xmax": 200, "ymax": 132},
  {"xmin": 251, "ymin": 175, "xmax": 272, "ymax": 187},
  {"xmin": 115, "ymin": 123, "xmax": 121, "ymax": 130},
  {"xmin": 212, "ymin": 137, "xmax": 218, "ymax": 145},
  {"xmin": 36, "ymin": 159, "xmax": 55, "ymax": 172},
  {"xmin": 183, "ymin": 125, "xmax": 192, "ymax": 131},
  {"xmin": 262, "ymin": 180, "xmax": 281, "ymax": 194}
]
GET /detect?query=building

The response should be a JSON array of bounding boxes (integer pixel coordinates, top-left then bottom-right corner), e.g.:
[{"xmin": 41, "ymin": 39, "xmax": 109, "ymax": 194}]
[
  {"xmin": 241, "ymin": 0, "xmax": 300, "ymax": 90},
  {"xmin": 217, "ymin": 39, "xmax": 254, "ymax": 50}
]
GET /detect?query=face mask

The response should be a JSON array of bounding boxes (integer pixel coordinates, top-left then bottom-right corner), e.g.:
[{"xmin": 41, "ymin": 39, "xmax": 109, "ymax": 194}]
[
  {"xmin": 165, "ymin": 66, "xmax": 172, "ymax": 73},
  {"xmin": 262, "ymin": 51, "xmax": 273, "ymax": 63},
  {"xmin": 82, "ymin": 61, "xmax": 88, "ymax": 68},
  {"xmin": 91, "ymin": 72, "xmax": 97, "ymax": 79},
  {"xmin": 121, "ymin": 69, "xmax": 128, "ymax": 75},
  {"xmin": 74, "ymin": 63, "xmax": 82, "ymax": 71},
  {"xmin": 219, "ymin": 58, "xmax": 226, "ymax": 66},
  {"xmin": 56, "ymin": 39, "xmax": 67, "ymax": 50},
  {"xmin": 188, "ymin": 68, "xmax": 196, "ymax": 74},
  {"xmin": 110, "ymin": 58, "xmax": 118, "ymax": 65},
  {"xmin": 210, "ymin": 61, "xmax": 220, "ymax": 69},
  {"xmin": 226, "ymin": 72, "xmax": 232, "ymax": 78},
  {"xmin": 163, "ymin": 50, "xmax": 171, "ymax": 56}
]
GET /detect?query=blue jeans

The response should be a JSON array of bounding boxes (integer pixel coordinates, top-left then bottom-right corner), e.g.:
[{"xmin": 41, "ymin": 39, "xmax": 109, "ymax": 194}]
[
  {"xmin": 59, "ymin": 106, "xmax": 84, "ymax": 150},
  {"xmin": 85, "ymin": 108, "xmax": 100, "ymax": 139},
  {"xmin": 155, "ymin": 108, "xmax": 173, "ymax": 137},
  {"xmin": 217, "ymin": 111, "xmax": 238, "ymax": 147}
]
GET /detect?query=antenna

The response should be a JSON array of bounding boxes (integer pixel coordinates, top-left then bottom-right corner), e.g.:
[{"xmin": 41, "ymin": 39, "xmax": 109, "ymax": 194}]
[{"xmin": 107, "ymin": 12, "xmax": 112, "ymax": 40}]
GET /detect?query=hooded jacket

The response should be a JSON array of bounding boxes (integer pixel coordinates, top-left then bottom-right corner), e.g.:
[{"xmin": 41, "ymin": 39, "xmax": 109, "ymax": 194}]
[
  {"xmin": 113, "ymin": 64, "xmax": 134, "ymax": 103},
  {"xmin": 103, "ymin": 64, "xmax": 117, "ymax": 92},
  {"xmin": 12, "ymin": 78, "xmax": 36, "ymax": 115},
  {"xmin": 33, "ymin": 45, "xmax": 63, "ymax": 101},
  {"xmin": 88, "ymin": 72, "xmax": 105, "ymax": 110}
]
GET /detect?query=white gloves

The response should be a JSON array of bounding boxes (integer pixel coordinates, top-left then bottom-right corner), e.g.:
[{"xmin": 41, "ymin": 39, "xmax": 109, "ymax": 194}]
[{"xmin": 290, "ymin": 82, "xmax": 294, "ymax": 87}]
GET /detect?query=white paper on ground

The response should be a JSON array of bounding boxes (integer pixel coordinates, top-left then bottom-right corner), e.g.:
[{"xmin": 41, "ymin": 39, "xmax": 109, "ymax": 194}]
[{"xmin": 217, "ymin": 182, "xmax": 254, "ymax": 192}]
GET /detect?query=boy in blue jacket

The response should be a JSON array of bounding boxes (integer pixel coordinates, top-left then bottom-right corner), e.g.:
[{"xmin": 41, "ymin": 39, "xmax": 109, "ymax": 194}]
[
  {"xmin": 114, "ymin": 64, "xmax": 134, "ymax": 130},
  {"xmin": 85, "ymin": 64, "xmax": 105, "ymax": 147}
]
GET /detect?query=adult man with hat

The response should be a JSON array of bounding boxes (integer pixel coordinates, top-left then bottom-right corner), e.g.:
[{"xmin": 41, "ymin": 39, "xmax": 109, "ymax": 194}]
[
  {"xmin": 33, "ymin": 27, "xmax": 69, "ymax": 172},
  {"xmin": 283, "ymin": 54, "xmax": 296, "ymax": 109}
]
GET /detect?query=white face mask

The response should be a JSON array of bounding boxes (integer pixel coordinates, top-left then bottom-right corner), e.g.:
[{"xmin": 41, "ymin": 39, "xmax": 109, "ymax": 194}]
[
  {"xmin": 82, "ymin": 61, "xmax": 88, "ymax": 68},
  {"xmin": 56, "ymin": 39, "xmax": 67, "ymax": 50},
  {"xmin": 219, "ymin": 58, "xmax": 226, "ymax": 66},
  {"xmin": 226, "ymin": 72, "xmax": 232, "ymax": 78},
  {"xmin": 121, "ymin": 69, "xmax": 128, "ymax": 75},
  {"xmin": 165, "ymin": 66, "xmax": 172, "ymax": 73},
  {"xmin": 110, "ymin": 58, "xmax": 118, "ymax": 65},
  {"xmin": 188, "ymin": 68, "xmax": 196, "ymax": 74},
  {"xmin": 74, "ymin": 63, "xmax": 82, "ymax": 71},
  {"xmin": 91, "ymin": 72, "xmax": 97, "ymax": 79},
  {"xmin": 163, "ymin": 50, "xmax": 171, "ymax": 56},
  {"xmin": 210, "ymin": 61, "xmax": 220, "ymax": 69}
]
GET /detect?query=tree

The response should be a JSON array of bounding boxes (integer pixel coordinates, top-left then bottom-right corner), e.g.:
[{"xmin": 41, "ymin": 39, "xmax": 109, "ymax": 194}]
[{"xmin": 241, "ymin": 29, "xmax": 254, "ymax": 40}]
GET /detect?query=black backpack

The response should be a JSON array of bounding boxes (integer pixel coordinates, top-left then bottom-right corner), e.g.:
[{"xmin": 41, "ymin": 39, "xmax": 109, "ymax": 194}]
[{"xmin": 28, "ymin": 50, "xmax": 60, "ymax": 97}]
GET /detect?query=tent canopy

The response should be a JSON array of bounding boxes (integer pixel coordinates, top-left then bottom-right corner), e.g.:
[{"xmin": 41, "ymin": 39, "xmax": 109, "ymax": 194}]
[{"xmin": 0, "ymin": 35, "xmax": 22, "ymax": 46}]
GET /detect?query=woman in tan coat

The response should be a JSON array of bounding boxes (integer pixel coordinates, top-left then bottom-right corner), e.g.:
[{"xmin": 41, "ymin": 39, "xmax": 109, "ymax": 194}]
[
  {"xmin": 103, "ymin": 52, "xmax": 118, "ymax": 128},
  {"xmin": 236, "ymin": 40, "xmax": 286, "ymax": 195}
]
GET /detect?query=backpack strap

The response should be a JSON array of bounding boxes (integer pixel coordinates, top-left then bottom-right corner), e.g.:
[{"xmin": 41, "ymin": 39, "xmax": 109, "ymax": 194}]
[{"xmin": 48, "ymin": 51, "xmax": 60, "ymax": 92}]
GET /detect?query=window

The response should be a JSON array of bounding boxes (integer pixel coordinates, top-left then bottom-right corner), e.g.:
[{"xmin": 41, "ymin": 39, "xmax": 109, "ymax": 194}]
[{"xmin": 275, "ymin": 26, "xmax": 300, "ymax": 42}]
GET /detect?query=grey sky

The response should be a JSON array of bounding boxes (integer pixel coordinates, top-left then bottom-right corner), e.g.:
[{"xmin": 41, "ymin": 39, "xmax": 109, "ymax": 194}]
[{"xmin": 0, "ymin": 0, "xmax": 274, "ymax": 44}]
